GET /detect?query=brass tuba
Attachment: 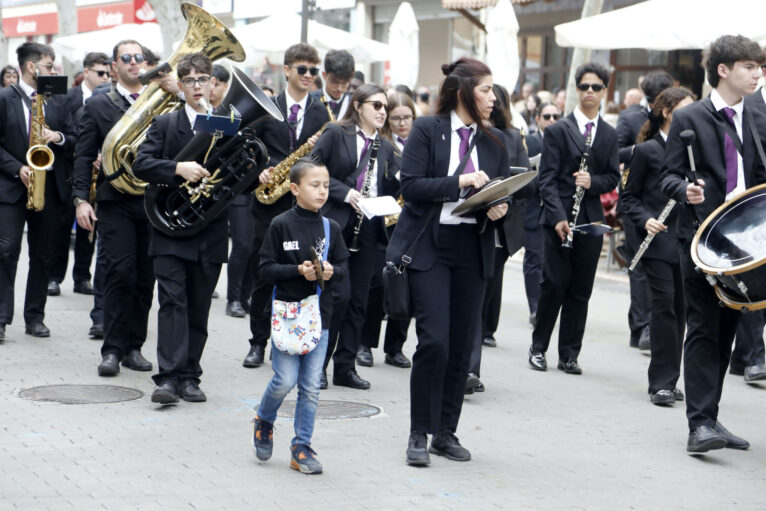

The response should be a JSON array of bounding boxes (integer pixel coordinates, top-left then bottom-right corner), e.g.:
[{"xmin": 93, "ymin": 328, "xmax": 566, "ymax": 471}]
[
  {"xmin": 101, "ymin": 3, "xmax": 245, "ymax": 195},
  {"xmin": 26, "ymin": 79, "xmax": 54, "ymax": 211}
]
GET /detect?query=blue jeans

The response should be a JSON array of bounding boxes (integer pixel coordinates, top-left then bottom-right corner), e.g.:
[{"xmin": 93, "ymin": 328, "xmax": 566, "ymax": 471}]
[{"xmin": 257, "ymin": 329, "xmax": 328, "ymax": 446}]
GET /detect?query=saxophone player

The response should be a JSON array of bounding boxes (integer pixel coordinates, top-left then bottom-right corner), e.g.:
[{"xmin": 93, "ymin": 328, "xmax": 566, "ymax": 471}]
[
  {"xmin": 0, "ymin": 42, "xmax": 73, "ymax": 340},
  {"xmin": 528, "ymin": 62, "xmax": 619, "ymax": 375},
  {"xmin": 242, "ymin": 43, "xmax": 330, "ymax": 369}
]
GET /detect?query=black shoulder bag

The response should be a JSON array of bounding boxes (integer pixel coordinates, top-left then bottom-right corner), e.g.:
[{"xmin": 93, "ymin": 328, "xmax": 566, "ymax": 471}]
[{"xmin": 382, "ymin": 132, "xmax": 478, "ymax": 320}]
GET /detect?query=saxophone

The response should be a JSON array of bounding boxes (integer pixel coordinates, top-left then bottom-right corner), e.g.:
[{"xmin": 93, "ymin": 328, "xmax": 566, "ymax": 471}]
[
  {"xmin": 26, "ymin": 83, "xmax": 55, "ymax": 212},
  {"xmin": 254, "ymin": 95, "xmax": 335, "ymax": 205},
  {"xmin": 562, "ymin": 130, "xmax": 592, "ymax": 248}
]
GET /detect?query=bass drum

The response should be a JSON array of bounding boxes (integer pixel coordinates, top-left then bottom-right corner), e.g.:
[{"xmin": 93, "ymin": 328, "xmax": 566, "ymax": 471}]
[{"xmin": 691, "ymin": 183, "xmax": 766, "ymax": 311}]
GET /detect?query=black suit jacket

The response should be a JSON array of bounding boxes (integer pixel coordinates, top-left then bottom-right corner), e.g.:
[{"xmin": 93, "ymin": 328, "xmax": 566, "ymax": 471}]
[
  {"xmin": 72, "ymin": 90, "xmax": 132, "ymax": 203},
  {"xmin": 745, "ymin": 88, "xmax": 766, "ymax": 115},
  {"xmin": 621, "ymin": 134, "xmax": 680, "ymax": 262},
  {"xmin": 133, "ymin": 108, "xmax": 229, "ymax": 264},
  {"xmin": 310, "ymin": 122, "xmax": 400, "ymax": 231},
  {"xmin": 251, "ymin": 91, "xmax": 330, "ymax": 222},
  {"xmin": 617, "ymin": 104, "xmax": 648, "ymax": 164},
  {"xmin": 538, "ymin": 113, "xmax": 620, "ymax": 228},
  {"xmin": 526, "ymin": 130, "xmax": 543, "ymax": 158},
  {"xmin": 385, "ymin": 115, "xmax": 511, "ymax": 279},
  {"xmin": 0, "ymin": 84, "xmax": 74, "ymax": 205},
  {"xmin": 501, "ymin": 128, "xmax": 532, "ymax": 255},
  {"xmin": 660, "ymin": 96, "xmax": 766, "ymax": 241}
]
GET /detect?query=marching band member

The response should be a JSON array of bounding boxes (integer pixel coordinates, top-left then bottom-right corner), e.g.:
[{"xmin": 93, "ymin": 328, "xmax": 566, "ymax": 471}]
[
  {"xmin": 386, "ymin": 57, "xmax": 509, "ymax": 466},
  {"xmin": 311, "ymin": 50, "xmax": 354, "ymax": 121},
  {"xmin": 311, "ymin": 84, "xmax": 399, "ymax": 390}
]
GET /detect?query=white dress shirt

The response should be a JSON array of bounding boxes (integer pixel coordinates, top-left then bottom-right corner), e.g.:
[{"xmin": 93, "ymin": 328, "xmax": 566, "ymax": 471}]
[
  {"xmin": 184, "ymin": 102, "xmax": 200, "ymax": 133},
  {"xmin": 761, "ymin": 86, "xmax": 766, "ymax": 105},
  {"xmin": 116, "ymin": 82, "xmax": 145, "ymax": 105},
  {"xmin": 572, "ymin": 105, "xmax": 599, "ymax": 142},
  {"xmin": 440, "ymin": 110, "xmax": 480, "ymax": 225},
  {"xmin": 285, "ymin": 90, "xmax": 309, "ymax": 141},
  {"xmin": 81, "ymin": 81, "xmax": 93, "ymax": 105},
  {"xmin": 710, "ymin": 88, "xmax": 746, "ymax": 200}
]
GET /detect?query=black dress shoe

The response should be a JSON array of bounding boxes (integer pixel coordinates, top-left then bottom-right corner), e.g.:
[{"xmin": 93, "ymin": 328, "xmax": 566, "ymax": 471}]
[
  {"xmin": 528, "ymin": 348, "xmax": 547, "ymax": 371},
  {"xmin": 121, "ymin": 350, "xmax": 152, "ymax": 371},
  {"xmin": 464, "ymin": 373, "xmax": 480, "ymax": 395},
  {"xmin": 406, "ymin": 432, "xmax": 430, "ymax": 466},
  {"xmin": 638, "ymin": 326, "xmax": 651, "ymax": 350},
  {"xmin": 714, "ymin": 422, "xmax": 750, "ymax": 450},
  {"xmin": 25, "ymin": 322, "xmax": 50, "ymax": 338},
  {"xmin": 243, "ymin": 345, "xmax": 264, "ymax": 368},
  {"xmin": 0, "ymin": 323, "xmax": 4, "ymax": 341},
  {"xmin": 356, "ymin": 346, "xmax": 373, "ymax": 367},
  {"xmin": 98, "ymin": 353, "xmax": 120, "ymax": 376},
  {"xmin": 88, "ymin": 323, "xmax": 104, "ymax": 339},
  {"xmin": 557, "ymin": 359, "xmax": 582, "ymax": 375},
  {"xmin": 687, "ymin": 425, "xmax": 726, "ymax": 453},
  {"xmin": 650, "ymin": 389, "xmax": 675, "ymax": 405},
  {"xmin": 225, "ymin": 301, "xmax": 246, "ymax": 318},
  {"xmin": 729, "ymin": 365, "xmax": 745, "ymax": 376},
  {"xmin": 429, "ymin": 431, "xmax": 471, "ymax": 461},
  {"xmin": 384, "ymin": 351, "xmax": 411, "ymax": 368},
  {"xmin": 333, "ymin": 370, "xmax": 371, "ymax": 390},
  {"xmin": 73, "ymin": 281, "xmax": 94, "ymax": 295},
  {"xmin": 47, "ymin": 280, "xmax": 60, "ymax": 296},
  {"xmin": 319, "ymin": 371, "xmax": 328, "ymax": 390},
  {"xmin": 151, "ymin": 380, "xmax": 179, "ymax": 404},
  {"xmin": 482, "ymin": 336, "xmax": 497, "ymax": 348},
  {"xmin": 180, "ymin": 380, "xmax": 207, "ymax": 402},
  {"xmin": 744, "ymin": 364, "xmax": 766, "ymax": 382},
  {"xmin": 673, "ymin": 388, "xmax": 685, "ymax": 401}
]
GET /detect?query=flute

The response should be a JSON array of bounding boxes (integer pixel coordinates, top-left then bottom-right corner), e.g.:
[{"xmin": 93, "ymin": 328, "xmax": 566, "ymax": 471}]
[{"xmin": 628, "ymin": 198, "xmax": 677, "ymax": 271}]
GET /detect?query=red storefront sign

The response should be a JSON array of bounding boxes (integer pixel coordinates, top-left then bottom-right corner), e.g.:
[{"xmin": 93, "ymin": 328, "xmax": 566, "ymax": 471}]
[
  {"xmin": 2, "ymin": 11, "xmax": 58, "ymax": 37},
  {"xmin": 133, "ymin": 0, "xmax": 156, "ymax": 23},
  {"xmin": 78, "ymin": 2, "xmax": 135, "ymax": 32}
]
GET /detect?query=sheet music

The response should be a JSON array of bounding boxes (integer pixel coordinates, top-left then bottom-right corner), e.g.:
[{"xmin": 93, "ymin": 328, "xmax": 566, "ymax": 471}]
[{"xmin": 358, "ymin": 196, "xmax": 402, "ymax": 219}]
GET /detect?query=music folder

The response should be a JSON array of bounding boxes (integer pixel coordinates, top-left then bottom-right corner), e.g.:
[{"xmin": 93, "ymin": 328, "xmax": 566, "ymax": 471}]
[{"xmin": 192, "ymin": 114, "xmax": 241, "ymax": 136}]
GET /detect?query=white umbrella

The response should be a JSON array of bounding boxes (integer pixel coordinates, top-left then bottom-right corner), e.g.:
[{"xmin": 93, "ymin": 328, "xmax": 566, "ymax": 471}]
[
  {"xmin": 232, "ymin": 12, "xmax": 392, "ymax": 67},
  {"xmin": 555, "ymin": 0, "xmax": 766, "ymax": 50},
  {"xmin": 485, "ymin": 0, "xmax": 526, "ymax": 131},
  {"xmin": 50, "ymin": 23, "xmax": 163, "ymax": 65},
  {"xmin": 387, "ymin": 2, "xmax": 419, "ymax": 89}
]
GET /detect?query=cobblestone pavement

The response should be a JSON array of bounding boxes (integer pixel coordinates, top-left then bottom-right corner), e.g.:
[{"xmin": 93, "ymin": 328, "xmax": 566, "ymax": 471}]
[{"xmin": 1, "ymin": 243, "xmax": 764, "ymax": 510}]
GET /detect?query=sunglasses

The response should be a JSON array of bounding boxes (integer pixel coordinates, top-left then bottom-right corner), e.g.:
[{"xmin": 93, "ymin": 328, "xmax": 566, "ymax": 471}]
[
  {"xmin": 119, "ymin": 53, "xmax": 146, "ymax": 64},
  {"xmin": 290, "ymin": 65, "xmax": 320, "ymax": 76},
  {"xmin": 363, "ymin": 100, "xmax": 386, "ymax": 111},
  {"xmin": 180, "ymin": 76, "xmax": 211, "ymax": 88},
  {"xmin": 577, "ymin": 83, "xmax": 605, "ymax": 92},
  {"xmin": 89, "ymin": 69, "xmax": 110, "ymax": 78},
  {"xmin": 541, "ymin": 113, "xmax": 561, "ymax": 121}
]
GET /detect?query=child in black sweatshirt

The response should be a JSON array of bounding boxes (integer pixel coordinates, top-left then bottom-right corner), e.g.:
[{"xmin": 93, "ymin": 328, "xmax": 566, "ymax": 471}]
[{"xmin": 251, "ymin": 157, "xmax": 348, "ymax": 474}]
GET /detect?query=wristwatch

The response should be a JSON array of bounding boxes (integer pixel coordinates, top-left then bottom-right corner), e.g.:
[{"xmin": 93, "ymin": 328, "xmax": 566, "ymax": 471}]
[{"xmin": 73, "ymin": 197, "xmax": 88, "ymax": 207}]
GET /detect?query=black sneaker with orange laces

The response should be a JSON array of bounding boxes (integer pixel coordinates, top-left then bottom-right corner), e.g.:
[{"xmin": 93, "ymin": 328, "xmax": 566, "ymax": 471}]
[
  {"xmin": 252, "ymin": 415, "xmax": 273, "ymax": 461},
  {"xmin": 290, "ymin": 444, "xmax": 323, "ymax": 474}
]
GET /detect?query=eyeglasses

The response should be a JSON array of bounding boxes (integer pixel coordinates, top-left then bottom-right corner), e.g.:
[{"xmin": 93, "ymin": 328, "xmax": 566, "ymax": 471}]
[
  {"xmin": 290, "ymin": 65, "xmax": 320, "ymax": 76},
  {"xmin": 36, "ymin": 63, "xmax": 54, "ymax": 71},
  {"xmin": 89, "ymin": 69, "xmax": 110, "ymax": 78},
  {"xmin": 541, "ymin": 113, "xmax": 561, "ymax": 121},
  {"xmin": 576, "ymin": 83, "xmax": 605, "ymax": 92},
  {"xmin": 390, "ymin": 115, "xmax": 413, "ymax": 124},
  {"xmin": 180, "ymin": 76, "xmax": 211, "ymax": 88},
  {"xmin": 119, "ymin": 53, "xmax": 146, "ymax": 64},
  {"xmin": 363, "ymin": 100, "xmax": 386, "ymax": 111}
]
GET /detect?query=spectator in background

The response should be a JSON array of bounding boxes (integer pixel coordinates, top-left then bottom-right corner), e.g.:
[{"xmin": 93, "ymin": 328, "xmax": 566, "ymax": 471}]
[
  {"xmin": 623, "ymin": 87, "xmax": 643, "ymax": 108},
  {"xmin": 261, "ymin": 84, "xmax": 275, "ymax": 97},
  {"xmin": 415, "ymin": 85, "xmax": 430, "ymax": 116},
  {"xmin": 348, "ymin": 70, "xmax": 364, "ymax": 94},
  {"xmin": 72, "ymin": 71, "xmax": 84, "ymax": 88},
  {"xmin": 394, "ymin": 83, "xmax": 414, "ymax": 99},
  {"xmin": 603, "ymin": 101, "xmax": 620, "ymax": 128},
  {"xmin": 554, "ymin": 88, "xmax": 566, "ymax": 113},
  {"xmin": 521, "ymin": 93, "xmax": 541, "ymax": 133},
  {"xmin": 1, "ymin": 65, "xmax": 18, "ymax": 87},
  {"xmin": 521, "ymin": 81, "xmax": 535, "ymax": 99},
  {"xmin": 311, "ymin": 75, "xmax": 322, "ymax": 92},
  {"xmin": 210, "ymin": 64, "xmax": 230, "ymax": 108}
]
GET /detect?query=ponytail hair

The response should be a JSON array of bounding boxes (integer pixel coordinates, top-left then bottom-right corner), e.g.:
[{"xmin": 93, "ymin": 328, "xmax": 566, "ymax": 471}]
[{"xmin": 636, "ymin": 87, "xmax": 695, "ymax": 143}]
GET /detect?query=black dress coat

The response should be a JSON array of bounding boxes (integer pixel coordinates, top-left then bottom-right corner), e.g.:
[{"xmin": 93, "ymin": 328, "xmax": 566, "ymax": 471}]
[
  {"xmin": 385, "ymin": 115, "xmax": 511, "ymax": 279},
  {"xmin": 617, "ymin": 103, "xmax": 648, "ymax": 164}
]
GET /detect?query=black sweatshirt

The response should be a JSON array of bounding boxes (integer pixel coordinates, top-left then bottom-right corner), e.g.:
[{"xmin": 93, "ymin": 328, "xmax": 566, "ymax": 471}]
[{"xmin": 259, "ymin": 205, "xmax": 349, "ymax": 325}]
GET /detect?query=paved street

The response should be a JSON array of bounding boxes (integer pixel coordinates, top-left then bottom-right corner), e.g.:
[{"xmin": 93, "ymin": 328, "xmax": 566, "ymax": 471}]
[{"xmin": 1, "ymin": 240, "xmax": 765, "ymax": 510}]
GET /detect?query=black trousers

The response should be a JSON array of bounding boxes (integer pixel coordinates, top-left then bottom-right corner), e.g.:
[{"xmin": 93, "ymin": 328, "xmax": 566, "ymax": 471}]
[
  {"xmin": 623, "ymin": 217, "xmax": 652, "ymax": 341},
  {"xmin": 153, "ymin": 255, "xmax": 220, "ymax": 384},
  {"xmin": 49, "ymin": 199, "xmax": 94, "ymax": 284},
  {"xmin": 0, "ymin": 190, "xmax": 58, "ymax": 325},
  {"xmin": 409, "ymin": 224, "xmax": 486, "ymax": 435},
  {"xmin": 326, "ymin": 218, "xmax": 380, "ymax": 375},
  {"xmin": 90, "ymin": 235, "xmax": 105, "ymax": 326},
  {"xmin": 522, "ymin": 224, "xmax": 544, "ymax": 315},
  {"xmin": 248, "ymin": 215, "xmax": 273, "ymax": 349},
  {"xmin": 680, "ymin": 242, "xmax": 741, "ymax": 430},
  {"xmin": 227, "ymin": 196, "xmax": 254, "ymax": 304},
  {"xmin": 531, "ymin": 228, "xmax": 602, "ymax": 360},
  {"xmin": 468, "ymin": 246, "xmax": 507, "ymax": 376},
  {"xmin": 730, "ymin": 310, "xmax": 766, "ymax": 371},
  {"xmin": 97, "ymin": 199, "xmax": 155, "ymax": 359},
  {"xmin": 360, "ymin": 247, "xmax": 410, "ymax": 354},
  {"xmin": 643, "ymin": 257, "xmax": 685, "ymax": 394}
]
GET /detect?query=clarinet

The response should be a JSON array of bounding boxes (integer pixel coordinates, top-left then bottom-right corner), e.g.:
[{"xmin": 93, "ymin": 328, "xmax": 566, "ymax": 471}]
[
  {"xmin": 628, "ymin": 198, "xmax": 677, "ymax": 271},
  {"xmin": 349, "ymin": 137, "xmax": 381, "ymax": 252},
  {"xmin": 562, "ymin": 131, "xmax": 593, "ymax": 248}
]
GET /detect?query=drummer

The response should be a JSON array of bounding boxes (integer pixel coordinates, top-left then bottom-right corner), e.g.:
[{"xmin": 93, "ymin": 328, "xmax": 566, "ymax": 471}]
[{"xmin": 660, "ymin": 34, "xmax": 766, "ymax": 454}]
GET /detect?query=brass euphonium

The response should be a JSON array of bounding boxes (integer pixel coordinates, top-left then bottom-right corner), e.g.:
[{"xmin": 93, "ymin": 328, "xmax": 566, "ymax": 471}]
[
  {"xmin": 26, "ymin": 76, "xmax": 54, "ymax": 212},
  {"xmin": 101, "ymin": 3, "xmax": 245, "ymax": 195}
]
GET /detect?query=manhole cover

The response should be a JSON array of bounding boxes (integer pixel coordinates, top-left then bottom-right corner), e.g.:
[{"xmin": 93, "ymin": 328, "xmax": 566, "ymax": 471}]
[
  {"xmin": 19, "ymin": 385, "xmax": 144, "ymax": 404},
  {"xmin": 277, "ymin": 400, "xmax": 380, "ymax": 419}
]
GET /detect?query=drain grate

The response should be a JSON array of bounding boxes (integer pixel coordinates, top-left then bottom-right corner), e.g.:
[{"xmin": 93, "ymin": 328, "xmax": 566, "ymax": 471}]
[
  {"xmin": 19, "ymin": 384, "xmax": 144, "ymax": 404},
  {"xmin": 277, "ymin": 400, "xmax": 380, "ymax": 420}
]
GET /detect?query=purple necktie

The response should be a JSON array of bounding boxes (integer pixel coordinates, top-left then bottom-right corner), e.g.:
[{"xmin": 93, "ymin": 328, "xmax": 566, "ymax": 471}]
[
  {"xmin": 722, "ymin": 107, "xmax": 739, "ymax": 194},
  {"xmin": 457, "ymin": 127, "xmax": 475, "ymax": 174},
  {"xmin": 356, "ymin": 131, "xmax": 372, "ymax": 191},
  {"xmin": 287, "ymin": 103, "xmax": 301, "ymax": 150},
  {"xmin": 397, "ymin": 136, "xmax": 406, "ymax": 147},
  {"xmin": 129, "ymin": 93, "xmax": 139, "ymax": 100},
  {"xmin": 329, "ymin": 100, "xmax": 338, "ymax": 113},
  {"xmin": 583, "ymin": 121, "xmax": 594, "ymax": 139}
]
